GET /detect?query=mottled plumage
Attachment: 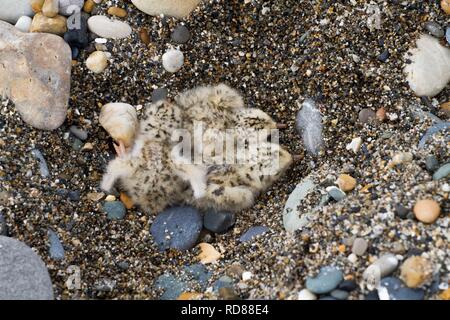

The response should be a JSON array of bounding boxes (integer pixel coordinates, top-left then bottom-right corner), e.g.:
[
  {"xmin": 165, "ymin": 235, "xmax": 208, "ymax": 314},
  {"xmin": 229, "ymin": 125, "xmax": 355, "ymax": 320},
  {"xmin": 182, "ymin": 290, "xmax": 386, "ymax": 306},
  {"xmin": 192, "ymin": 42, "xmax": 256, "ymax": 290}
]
[{"xmin": 101, "ymin": 84, "xmax": 292, "ymax": 214}]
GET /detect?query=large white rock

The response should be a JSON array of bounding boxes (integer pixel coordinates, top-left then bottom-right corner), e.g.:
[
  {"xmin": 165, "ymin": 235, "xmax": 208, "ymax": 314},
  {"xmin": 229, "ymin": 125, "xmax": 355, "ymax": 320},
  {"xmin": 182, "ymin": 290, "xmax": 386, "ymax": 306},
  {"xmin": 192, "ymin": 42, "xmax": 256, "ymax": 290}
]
[
  {"xmin": 131, "ymin": 0, "xmax": 201, "ymax": 18},
  {"xmin": 405, "ymin": 34, "xmax": 450, "ymax": 97},
  {"xmin": 0, "ymin": 0, "xmax": 34, "ymax": 24},
  {"xmin": 87, "ymin": 15, "xmax": 132, "ymax": 39}
]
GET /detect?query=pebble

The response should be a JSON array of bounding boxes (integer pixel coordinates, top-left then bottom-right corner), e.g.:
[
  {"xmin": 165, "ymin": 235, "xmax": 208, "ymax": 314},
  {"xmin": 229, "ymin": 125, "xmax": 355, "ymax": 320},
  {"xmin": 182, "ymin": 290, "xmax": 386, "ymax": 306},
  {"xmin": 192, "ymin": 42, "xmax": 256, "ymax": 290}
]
[
  {"xmin": 87, "ymin": 192, "xmax": 104, "ymax": 202},
  {"xmin": 363, "ymin": 254, "xmax": 399, "ymax": 283},
  {"xmin": 59, "ymin": 0, "xmax": 85, "ymax": 16},
  {"xmin": 239, "ymin": 226, "xmax": 270, "ymax": 243},
  {"xmin": 413, "ymin": 199, "xmax": 441, "ymax": 224},
  {"xmin": 47, "ymin": 229, "xmax": 65, "ymax": 261},
  {"xmin": 86, "ymin": 51, "xmax": 108, "ymax": 74},
  {"xmin": 389, "ymin": 152, "xmax": 413, "ymax": 167},
  {"xmin": 87, "ymin": 15, "xmax": 132, "ymax": 39},
  {"xmin": 0, "ymin": 21, "xmax": 70, "ymax": 130},
  {"xmin": 31, "ymin": 149, "xmax": 50, "ymax": 178},
  {"xmin": 443, "ymin": 0, "xmax": 450, "ymax": 14},
  {"xmin": 424, "ymin": 21, "xmax": 445, "ymax": 38},
  {"xmin": 162, "ymin": 48, "xmax": 184, "ymax": 73},
  {"xmin": 108, "ymin": 7, "xmax": 127, "ymax": 18},
  {"xmin": 297, "ymin": 289, "xmax": 317, "ymax": 300},
  {"xmin": 446, "ymin": 27, "xmax": 450, "ymax": 45},
  {"xmin": 432, "ymin": 163, "xmax": 450, "ymax": 180},
  {"xmin": 425, "ymin": 155, "xmax": 439, "ymax": 173},
  {"xmin": 183, "ymin": 264, "xmax": 211, "ymax": 289},
  {"xmin": 30, "ymin": 13, "xmax": 67, "ymax": 35},
  {"xmin": 326, "ymin": 186, "xmax": 346, "ymax": 202},
  {"xmin": 358, "ymin": 108, "xmax": 376, "ymax": 124},
  {"xmin": 283, "ymin": 177, "xmax": 316, "ymax": 232},
  {"xmin": 0, "ymin": 236, "xmax": 54, "ymax": 299},
  {"xmin": 131, "ymin": 0, "xmax": 201, "ymax": 18},
  {"xmin": 305, "ymin": 266, "xmax": 343, "ymax": 294},
  {"xmin": 42, "ymin": 0, "xmax": 59, "ymax": 18},
  {"xmin": 219, "ymin": 287, "xmax": 239, "ymax": 300},
  {"xmin": 377, "ymin": 49, "xmax": 390, "ymax": 62},
  {"xmin": 139, "ymin": 28, "xmax": 151, "ymax": 45},
  {"xmin": 14, "ymin": 16, "xmax": 32, "ymax": 32},
  {"xmin": 151, "ymin": 88, "xmax": 168, "ymax": 102},
  {"xmin": 336, "ymin": 174, "xmax": 356, "ymax": 192},
  {"xmin": 338, "ymin": 280, "xmax": 358, "ymax": 292},
  {"xmin": 394, "ymin": 204, "xmax": 410, "ymax": 219},
  {"xmin": 400, "ymin": 256, "xmax": 433, "ymax": 288},
  {"xmin": 154, "ymin": 273, "xmax": 188, "ymax": 300},
  {"xmin": 69, "ymin": 125, "xmax": 88, "ymax": 140},
  {"xmin": 150, "ymin": 206, "xmax": 202, "ymax": 251},
  {"xmin": 203, "ymin": 210, "xmax": 236, "ymax": 234},
  {"xmin": 346, "ymin": 137, "xmax": 362, "ymax": 154},
  {"xmin": 330, "ymin": 289, "xmax": 349, "ymax": 300},
  {"xmin": 171, "ymin": 25, "xmax": 191, "ymax": 44},
  {"xmin": 296, "ymin": 99, "xmax": 323, "ymax": 156},
  {"xmin": 0, "ymin": 0, "xmax": 33, "ymax": 24},
  {"xmin": 213, "ymin": 276, "xmax": 234, "ymax": 292},
  {"xmin": 418, "ymin": 122, "xmax": 450, "ymax": 149},
  {"xmin": 103, "ymin": 201, "xmax": 126, "ymax": 220},
  {"xmin": 378, "ymin": 277, "xmax": 425, "ymax": 300},
  {"xmin": 352, "ymin": 238, "xmax": 368, "ymax": 256},
  {"xmin": 197, "ymin": 243, "xmax": 221, "ymax": 264},
  {"xmin": 83, "ymin": 0, "xmax": 95, "ymax": 14},
  {"xmin": 0, "ymin": 214, "xmax": 7, "ymax": 236},
  {"xmin": 405, "ymin": 34, "xmax": 450, "ymax": 97},
  {"xmin": 99, "ymin": 103, "xmax": 138, "ymax": 148}
]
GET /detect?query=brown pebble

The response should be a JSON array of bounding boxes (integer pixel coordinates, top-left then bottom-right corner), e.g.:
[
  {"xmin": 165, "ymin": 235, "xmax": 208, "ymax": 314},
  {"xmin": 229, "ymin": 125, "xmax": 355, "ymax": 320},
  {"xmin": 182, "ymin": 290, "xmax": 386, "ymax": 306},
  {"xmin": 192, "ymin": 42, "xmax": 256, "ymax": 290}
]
[
  {"xmin": 177, "ymin": 292, "xmax": 201, "ymax": 300},
  {"xmin": 440, "ymin": 101, "xmax": 450, "ymax": 117},
  {"xmin": 376, "ymin": 107, "xmax": 386, "ymax": 122},
  {"xmin": 139, "ymin": 28, "xmax": 151, "ymax": 45},
  {"xmin": 336, "ymin": 174, "xmax": 357, "ymax": 192},
  {"xmin": 30, "ymin": 0, "xmax": 45, "ymax": 13},
  {"xmin": 108, "ymin": 7, "xmax": 127, "ymax": 18},
  {"xmin": 120, "ymin": 192, "xmax": 134, "ymax": 209},
  {"xmin": 413, "ymin": 199, "xmax": 441, "ymax": 224},
  {"xmin": 83, "ymin": 0, "xmax": 96, "ymax": 13},
  {"xmin": 400, "ymin": 256, "xmax": 433, "ymax": 288},
  {"xmin": 442, "ymin": 0, "xmax": 450, "ymax": 14}
]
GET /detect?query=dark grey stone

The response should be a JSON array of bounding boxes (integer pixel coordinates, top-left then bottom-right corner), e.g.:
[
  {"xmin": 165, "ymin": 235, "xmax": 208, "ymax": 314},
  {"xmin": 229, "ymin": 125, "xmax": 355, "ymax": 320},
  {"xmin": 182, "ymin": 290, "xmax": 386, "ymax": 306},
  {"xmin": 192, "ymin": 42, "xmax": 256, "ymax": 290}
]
[
  {"xmin": 424, "ymin": 21, "xmax": 444, "ymax": 38},
  {"xmin": 171, "ymin": 25, "xmax": 191, "ymax": 44},
  {"xmin": 103, "ymin": 201, "xmax": 126, "ymax": 220},
  {"xmin": 203, "ymin": 210, "xmax": 236, "ymax": 234},
  {"xmin": 154, "ymin": 273, "xmax": 188, "ymax": 300},
  {"xmin": 150, "ymin": 206, "xmax": 202, "ymax": 251}
]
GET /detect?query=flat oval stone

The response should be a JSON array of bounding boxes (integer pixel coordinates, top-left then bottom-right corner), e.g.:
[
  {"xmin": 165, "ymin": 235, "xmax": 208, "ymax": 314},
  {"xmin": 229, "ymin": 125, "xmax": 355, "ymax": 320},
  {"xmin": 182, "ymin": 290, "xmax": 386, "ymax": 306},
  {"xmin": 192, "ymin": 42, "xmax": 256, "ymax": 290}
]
[
  {"xmin": 306, "ymin": 266, "xmax": 343, "ymax": 294},
  {"xmin": 150, "ymin": 206, "xmax": 202, "ymax": 251},
  {"xmin": 87, "ymin": 15, "xmax": 132, "ymax": 39},
  {"xmin": 0, "ymin": 236, "xmax": 54, "ymax": 300},
  {"xmin": 0, "ymin": 213, "xmax": 7, "ymax": 236},
  {"xmin": 424, "ymin": 21, "xmax": 444, "ymax": 38},
  {"xmin": 433, "ymin": 163, "xmax": 450, "ymax": 180},
  {"xmin": 239, "ymin": 226, "xmax": 270, "ymax": 243}
]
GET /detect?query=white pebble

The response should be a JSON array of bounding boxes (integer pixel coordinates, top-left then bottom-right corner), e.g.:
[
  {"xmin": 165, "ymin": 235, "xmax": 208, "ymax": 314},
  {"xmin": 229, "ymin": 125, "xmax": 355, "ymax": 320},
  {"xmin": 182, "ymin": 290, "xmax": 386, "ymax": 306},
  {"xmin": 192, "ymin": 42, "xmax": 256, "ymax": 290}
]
[
  {"xmin": 298, "ymin": 289, "xmax": 317, "ymax": 300},
  {"xmin": 162, "ymin": 48, "xmax": 184, "ymax": 73},
  {"xmin": 86, "ymin": 51, "xmax": 108, "ymax": 74},
  {"xmin": 242, "ymin": 271, "xmax": 253, "ymax": 281},
  {"xmin": 14, "ymin": 16, "xmax": 32, "ymax": 32},
  {"xmin": 346, "ymin": 137, "xmax": 362, "ymax": 154}
]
